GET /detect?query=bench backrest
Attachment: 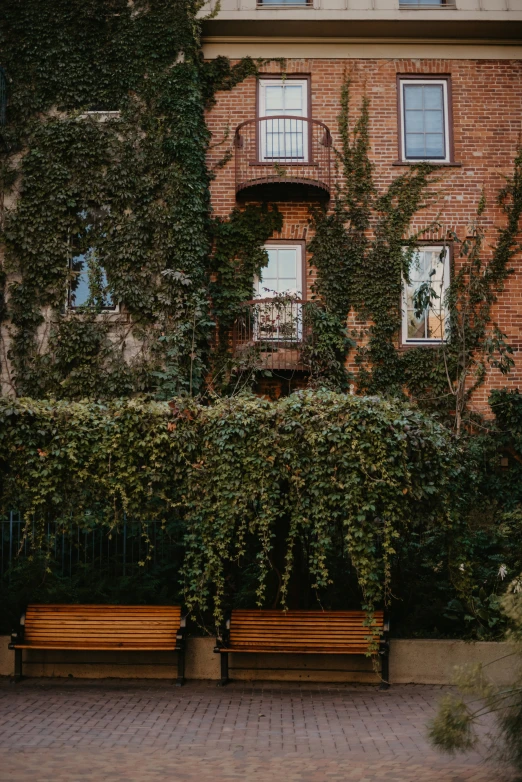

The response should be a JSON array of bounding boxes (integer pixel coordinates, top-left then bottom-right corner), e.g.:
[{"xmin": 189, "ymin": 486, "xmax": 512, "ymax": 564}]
[
  {"xmin": 23, "ymin": 604, "xmax": 182, "ymax": 650},
  {"xmin": 229, "ymin": 609, "xmax": 384, "ymax": 653}
]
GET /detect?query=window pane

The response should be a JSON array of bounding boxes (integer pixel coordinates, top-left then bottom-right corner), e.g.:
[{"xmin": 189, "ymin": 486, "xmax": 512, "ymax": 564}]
[
  {"xmin": 404, "ymin": 85, "xmax": 423, "ymax": 110},
  {"xmin": 277, "ymin": 249, "xmax": 297, "ymax": 278},
  {"xmin": 427, "ymin": 311, "xmax": 445, "ymax": 340},
  {"xmin": 265, "ymin": 87, "xmax": 283, "ymax": 111},
  {"xmin": 263, "ymin": 249, "xmax": 279, "ymax": 280},
  {"xmin": 405, "ymin": 134, "xmax": 425, "ymax": 157},
  {"xmin": 283, "ymin": 86, "xmax": 303, "ymax": 111},
  {"xmin": 405, "ymin": 110, "xmax": 424, "ymax": 133},
  {"xmin": 425, "ymin": 110, "xmax": 443, "ymax": 133},
  {"xmin": 424, "ymin": 85, "xmax": 443, "ymax": 110},
  {"xmin": 71, "ymin": 254, "xmax": 90, "ymax": 306},
  {"xmin": 425, "ymin": 134, "xmax": 445, "ymax": 158},
  {"xmin": 407, "ymin": 309, "xmax": 427, "ymax": 340}
]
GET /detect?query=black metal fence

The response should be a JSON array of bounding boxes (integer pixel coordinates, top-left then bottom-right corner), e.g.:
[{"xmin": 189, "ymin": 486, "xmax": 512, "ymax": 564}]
[{"xmin": 0, "ymin": 512, "xmax": 181, "ymax": 579}]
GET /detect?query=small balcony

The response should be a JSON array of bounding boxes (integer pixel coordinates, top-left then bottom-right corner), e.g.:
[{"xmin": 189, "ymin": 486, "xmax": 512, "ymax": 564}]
[
  {"xmin": 232, "ymin": 298, "xmax": 310, "ymax": 371},
  {"xmin": 235, "ymin": 117, "xmax": 332, "ymax": 201}
]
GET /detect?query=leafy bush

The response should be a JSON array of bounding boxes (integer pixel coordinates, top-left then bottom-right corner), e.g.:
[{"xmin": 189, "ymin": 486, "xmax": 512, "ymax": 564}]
[
  {"xmin": 0, "ymin": 391, "xmax": 462, "ymax": 629},
  {"xmin": 429, "ymin": 574, "xmax": 522, "ymax": 773}
]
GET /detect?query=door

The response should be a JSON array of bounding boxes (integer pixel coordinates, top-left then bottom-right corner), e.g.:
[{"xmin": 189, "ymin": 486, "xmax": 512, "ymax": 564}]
[
  {"xmin": 258, "ymin": 79, "xmax": 309, "ymax": 163},
  {"xmin": 254, "ymin": 244, "xmax": 304, "ymax": 342}
]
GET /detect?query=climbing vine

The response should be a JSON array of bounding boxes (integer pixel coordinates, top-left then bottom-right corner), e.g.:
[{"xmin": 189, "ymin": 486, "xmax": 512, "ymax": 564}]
[
  {"xmin": 0, "ymin": 0, "xmax": 277, "ymax": 398},
  {"xmin": 0, "ymin": 392, "xmax": 462, "ymax": 627},
  {"xmin": 309, "ymin": 78, "xmax": 522, "ymax": 426}
]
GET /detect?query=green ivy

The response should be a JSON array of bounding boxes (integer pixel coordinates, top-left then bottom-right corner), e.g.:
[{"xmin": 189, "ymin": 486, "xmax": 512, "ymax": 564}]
[
  {"xmin": 0, "ymin": 0, "xmax": 279, "ymax": 398},
  {"xmin": 0, "ymin": 391, "xmax": 462, "ymax": 628}
]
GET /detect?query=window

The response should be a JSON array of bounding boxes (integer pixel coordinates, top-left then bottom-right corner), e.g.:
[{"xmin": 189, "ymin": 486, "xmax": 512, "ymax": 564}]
[
  {"xmin": 69, "ymin": 250, "xmax": 116, "ymax": 311},
  {"xmin": 68, "ymin": 209, "xmax": 116, "ymax": 311},
  {"xmin": 258, "ymin": 78, "xmax": 309, "ymax": 163},
  {"xmin": 398, "ymin": 78, "xmax": 451, "ymax": 163},
  {"xmin": 255, "ymin": 244, "xmax": 303, "ymax": 298},
  {"xmin": 402, "ymin": 246, "xmax": 449, "ymax": 344},
  {"xmin": 253, "ymin": 244, "xmax": 304, "ymax": 342}
]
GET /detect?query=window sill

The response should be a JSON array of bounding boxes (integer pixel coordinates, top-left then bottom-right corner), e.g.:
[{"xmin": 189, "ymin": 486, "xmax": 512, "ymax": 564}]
[
  {"xmin": 249, "ymin": 161, "xmax": 318, "ymax": 167},
  {"xmin": 393, "ymin": 161, "xmax": 461, "ymax": 167},
  {"xmin": 399, "ymin": 3, "xmax": 457, "ymax": 8},
  {"xmin": 399, "ymin": 340, "xmax": 447, "ymax": 351},
  {"xmin": 256, "ymin": 3, "xmax": 313, "ymax": 7}
]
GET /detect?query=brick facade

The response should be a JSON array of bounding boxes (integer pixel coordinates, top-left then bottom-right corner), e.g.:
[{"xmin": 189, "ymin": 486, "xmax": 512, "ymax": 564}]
[{"xmin": 206, "ymin": 58, "xmax": 522, "ymax": 409}]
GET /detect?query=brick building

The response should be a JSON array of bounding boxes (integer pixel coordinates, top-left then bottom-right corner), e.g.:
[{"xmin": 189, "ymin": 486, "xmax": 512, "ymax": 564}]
[{"xmin": 203, "ymin": 0, "xmax": 522, "ymax": 407}]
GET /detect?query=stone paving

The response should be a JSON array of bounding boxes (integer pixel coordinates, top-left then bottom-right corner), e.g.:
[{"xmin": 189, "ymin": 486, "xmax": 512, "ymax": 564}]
[{"xmin": 0, "ymin": 679, "xmax": 512, "ymax": 781}]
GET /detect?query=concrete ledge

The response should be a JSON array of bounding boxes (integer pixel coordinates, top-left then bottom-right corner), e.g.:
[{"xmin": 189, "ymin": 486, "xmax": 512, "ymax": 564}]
[
  {"xmin": 1, "ymin": 636, "xmax": 519, "ymax": 684},
  {"xmin": 389, "ymin": 639, "xmax": 520, "ymax": 686},
  {"xmin": 0, "ymin": 637, "xmax": 220, "ymax": 681}
]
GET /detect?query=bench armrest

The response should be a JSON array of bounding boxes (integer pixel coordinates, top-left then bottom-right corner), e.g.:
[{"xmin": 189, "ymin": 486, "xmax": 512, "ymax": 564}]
[
  {"xmin": 214, "ymin": 616, "xmax": 231, "ymax": 652},
  {"xmin": 9, "ymin": 612, "xmax": 25, "ymax": 649},
  {"xmin": 379, "ymin": 613, "xmax": 390, "ymax": 654},
  {"xmin": 175, "ymin": 615, "xmax": 188, "ymax": 650}
]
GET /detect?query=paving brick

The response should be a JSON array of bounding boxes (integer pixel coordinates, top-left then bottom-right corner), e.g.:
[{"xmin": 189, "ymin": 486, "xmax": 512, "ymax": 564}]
[{"xmin": 0, "ymin": 679, "xmax": 514, "ymax": 781}]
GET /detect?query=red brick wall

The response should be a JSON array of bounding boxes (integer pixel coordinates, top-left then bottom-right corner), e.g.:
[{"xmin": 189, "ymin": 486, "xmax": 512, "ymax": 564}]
[{"xmin": 206, "ymin": 58, "xmax": 522, "ymax": 411}]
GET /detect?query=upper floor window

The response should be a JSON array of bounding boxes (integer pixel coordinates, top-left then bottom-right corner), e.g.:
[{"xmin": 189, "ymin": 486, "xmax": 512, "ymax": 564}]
[
  {"xmin": 402, "ymin": 246, "xmax": 450, "ymax": 344},
  {"xmin": 258, "ymin": 78, "xmax": 309, "ymax": 162},
  {"xmin": 398, "ymin": 77, "xmax": 452, "ymax": 163}
]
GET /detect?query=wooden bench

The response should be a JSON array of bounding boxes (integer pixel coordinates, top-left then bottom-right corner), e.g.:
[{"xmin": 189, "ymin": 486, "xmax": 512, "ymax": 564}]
[
  {"xmin": 9, "ymin": 604, "xmax": 187, "ymax": 685},
  {"xmin": 214, "ymin": 609, "xmax": 389, "ymax": 688}
]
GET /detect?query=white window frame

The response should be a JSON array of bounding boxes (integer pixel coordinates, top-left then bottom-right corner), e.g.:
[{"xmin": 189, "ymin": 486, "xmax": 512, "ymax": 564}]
[
  {"xmin": 258, "ymin": 79, "xmax": 309, "ymax": 163},
  {"xmin": 399, "ymin": 79, "xmax": 450, "ymax": 164},
  {"xmin": 79, "ymin": 110, "xmax": 121, "ymax": 122},
  {"xmin": 253, "ymin": 243, "xmax": 304, "ymax": 342},
  {"xmin": 254, "ymin": 243, "xmax": 304, "ymax": 299},
  {"xmin": 402, "ymin": 245, "xmax": 450, "ymax": 345}
]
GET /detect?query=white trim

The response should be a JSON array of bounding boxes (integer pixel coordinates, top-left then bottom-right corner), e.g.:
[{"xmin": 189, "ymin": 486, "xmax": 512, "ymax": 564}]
[
  {"xmin": 399, "ymin": 79, "xmax": 450, "ymax": 163},
  {"xmin": 401, "ymin": 245, "xmax": 450, "ymax": 344},
  {"xmin": 255, "ymin": 243, "xmax": 304, "ymax": 297}
]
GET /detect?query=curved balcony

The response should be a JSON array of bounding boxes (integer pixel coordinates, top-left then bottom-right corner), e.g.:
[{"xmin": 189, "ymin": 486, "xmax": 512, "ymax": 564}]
[
  {"xmin": 233, "ymin": 298, "xmax": 310, "ymax": 371},
  {"xmin": 235, "ymin": 117, "xmax": 332, "ymax": 201}
]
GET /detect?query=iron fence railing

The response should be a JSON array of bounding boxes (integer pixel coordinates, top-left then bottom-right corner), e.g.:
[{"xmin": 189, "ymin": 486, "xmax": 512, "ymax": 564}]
[
  {"xmin": 0, "ymin": 512, "xmax": 180, "ymax": 578},
  {"xmin": 235, "ymin": 116, "xmax": 332, "ymax": 198},
  {"xmin": 233, "ymin": 298, "xmax": 311, "ymax": 371}
]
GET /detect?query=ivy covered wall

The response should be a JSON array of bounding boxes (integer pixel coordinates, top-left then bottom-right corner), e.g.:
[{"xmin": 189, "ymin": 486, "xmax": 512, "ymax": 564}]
[
  {"xmin": 0, "ymin": 0, "xmax": 279, "ymax": 399},
  {"xmin": 1, "ymin": 1, "xmax": 521, "ymax": 419}
]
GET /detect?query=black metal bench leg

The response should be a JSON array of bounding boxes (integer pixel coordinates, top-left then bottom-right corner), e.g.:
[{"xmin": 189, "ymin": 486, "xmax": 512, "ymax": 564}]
[
  {"xmin": 176, "ymin": 645, "xmax": 185, "ymax": 687},
  {"xmin": 218, "ymin": 652, "xmax": 229, "ymax": 686},
  {"xmin": 13, "ymin": 649, "xmax": 23, "ymax": 683},
  {"xmin": 379, "ymin": 649, "xmax": 390, "ymax": 690}
]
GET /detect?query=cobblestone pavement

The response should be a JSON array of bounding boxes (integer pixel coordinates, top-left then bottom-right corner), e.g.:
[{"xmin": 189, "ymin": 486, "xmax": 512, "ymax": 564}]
[{"xmin": 0, "ymin": 679, "xmax": 512, "ymax": 781}]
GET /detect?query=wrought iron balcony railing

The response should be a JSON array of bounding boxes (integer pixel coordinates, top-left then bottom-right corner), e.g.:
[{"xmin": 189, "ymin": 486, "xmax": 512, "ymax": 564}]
[
  {"xmin": 235, "ymin": 116, "xmax": 332, "ymax": 200},
  {"xmin": 233, "ymin": 298, "xmax": 310, "ymax": 371}
]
